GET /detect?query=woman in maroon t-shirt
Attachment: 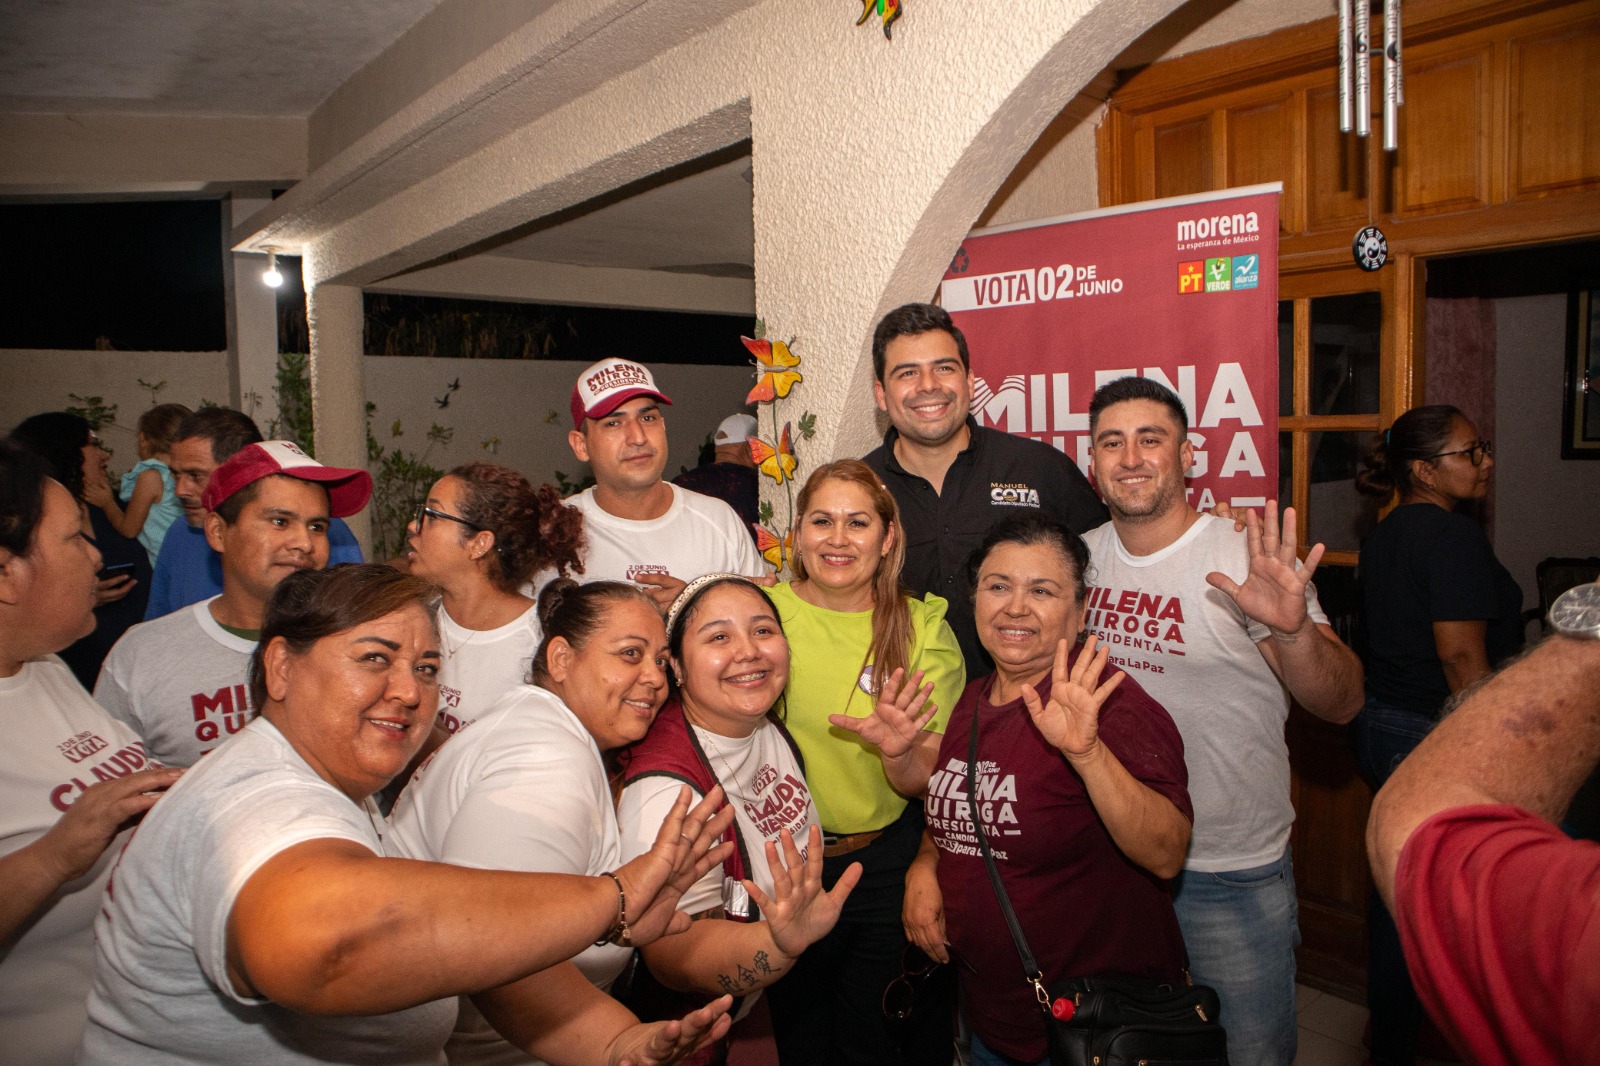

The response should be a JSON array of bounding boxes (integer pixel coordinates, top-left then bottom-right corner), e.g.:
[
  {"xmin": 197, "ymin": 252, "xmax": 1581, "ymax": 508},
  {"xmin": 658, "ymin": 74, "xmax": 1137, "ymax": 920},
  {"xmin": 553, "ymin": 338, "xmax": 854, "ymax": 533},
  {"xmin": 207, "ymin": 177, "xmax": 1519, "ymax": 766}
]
[{"xmin": 904, "ymin": 515, "xmax": 1194, "ymax": 1065}]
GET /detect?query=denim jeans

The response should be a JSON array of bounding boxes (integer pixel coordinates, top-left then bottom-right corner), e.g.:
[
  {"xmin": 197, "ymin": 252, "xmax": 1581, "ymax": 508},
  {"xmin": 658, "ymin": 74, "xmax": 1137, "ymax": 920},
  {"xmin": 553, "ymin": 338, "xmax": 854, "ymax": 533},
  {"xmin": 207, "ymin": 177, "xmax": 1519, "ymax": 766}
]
[
  {"xmin": 1351, "ymin": 697, "xmax": 1438, "ymax": 1065},
  {"xmin": 967, "ymin": 1030, "xmax": 1047, "ymax": 1066},
  {"xmin": 1173, "ymin": 849, "xmax": 1300, "ymax": 1066}
]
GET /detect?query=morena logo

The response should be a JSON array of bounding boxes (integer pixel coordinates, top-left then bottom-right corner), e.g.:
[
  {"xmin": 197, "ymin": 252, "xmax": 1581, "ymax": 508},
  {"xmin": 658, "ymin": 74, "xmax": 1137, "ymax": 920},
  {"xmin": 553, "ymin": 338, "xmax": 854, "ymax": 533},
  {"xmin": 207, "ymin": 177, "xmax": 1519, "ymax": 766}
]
[{"xmin": 1176, "ymin": 211, "xmax": 1260, "ymax": 243}]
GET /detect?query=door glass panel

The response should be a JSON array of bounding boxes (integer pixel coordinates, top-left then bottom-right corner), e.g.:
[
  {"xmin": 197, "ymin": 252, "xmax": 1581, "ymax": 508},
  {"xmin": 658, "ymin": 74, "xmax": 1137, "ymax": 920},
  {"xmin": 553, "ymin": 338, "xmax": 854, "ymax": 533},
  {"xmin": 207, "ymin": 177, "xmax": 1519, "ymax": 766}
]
[
  {"xmin": 1279, "ymin": 431, "xmax": 1293, "ymax": 505},
  {"xmin": 1310, "ymin": 564, "xmax": 1360, "ymax": 647},
  {"xmin": 1308, "ymin": 292, "xmax": 1381, "ymax": 415},
  {"xmin": 1308, "ymin": 430, "xmax": 1381, "ymax": 552},
  {"xmin": 1278, "ymin": 300, "xmax": 1295, "ymax": 416}
]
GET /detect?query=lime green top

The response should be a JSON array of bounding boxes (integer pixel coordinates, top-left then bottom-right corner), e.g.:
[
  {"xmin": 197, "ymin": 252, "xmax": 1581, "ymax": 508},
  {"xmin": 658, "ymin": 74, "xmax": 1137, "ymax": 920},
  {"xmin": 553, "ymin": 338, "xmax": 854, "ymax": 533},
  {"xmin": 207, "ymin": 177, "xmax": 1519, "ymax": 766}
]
[{"xmin": 769, "ymin": 581, "xmax": 965, "ymax": 834}]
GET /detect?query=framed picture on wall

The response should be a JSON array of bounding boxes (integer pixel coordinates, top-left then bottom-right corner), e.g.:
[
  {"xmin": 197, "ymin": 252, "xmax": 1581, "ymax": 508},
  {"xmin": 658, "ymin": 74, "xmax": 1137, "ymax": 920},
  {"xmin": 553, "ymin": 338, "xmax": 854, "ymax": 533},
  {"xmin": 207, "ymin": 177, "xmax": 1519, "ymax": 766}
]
[{"xmin": 1564, "ymin": 289, "xmax": 1600, "ymax": 459}]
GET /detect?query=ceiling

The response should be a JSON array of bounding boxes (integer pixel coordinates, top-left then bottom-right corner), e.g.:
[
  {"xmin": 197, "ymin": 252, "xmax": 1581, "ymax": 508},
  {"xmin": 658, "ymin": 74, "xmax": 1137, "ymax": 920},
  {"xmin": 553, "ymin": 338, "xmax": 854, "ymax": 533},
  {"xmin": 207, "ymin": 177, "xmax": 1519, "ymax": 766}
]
[
  {"xmin": 0, "ymin": 0, "xmax": 1317, "ymax": 286},
  {"xmin": 483, "ymin": 153, "xmax": 756, "ymax": 278},
  {"xmin": 0, "ymin": 0, "xmax": 444, "ymax": 115}
]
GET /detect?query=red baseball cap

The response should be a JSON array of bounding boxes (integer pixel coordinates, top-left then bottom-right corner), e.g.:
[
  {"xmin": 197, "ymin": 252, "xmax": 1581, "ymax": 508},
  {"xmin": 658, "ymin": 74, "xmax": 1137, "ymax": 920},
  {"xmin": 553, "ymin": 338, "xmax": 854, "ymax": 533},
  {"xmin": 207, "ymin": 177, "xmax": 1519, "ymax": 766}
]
[
  {"xmin": 570, "ymin": 357, "xmax": 673, "ymax": 428},
  {"xmin": 201, "ymin": 441, "xmax": 373, "ymax": 518}
]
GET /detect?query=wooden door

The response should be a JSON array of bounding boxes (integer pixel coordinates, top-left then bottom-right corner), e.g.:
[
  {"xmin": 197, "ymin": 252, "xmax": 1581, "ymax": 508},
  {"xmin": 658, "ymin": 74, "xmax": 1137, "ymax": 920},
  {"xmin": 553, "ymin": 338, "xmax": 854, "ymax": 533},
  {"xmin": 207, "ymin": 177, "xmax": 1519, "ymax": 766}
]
[{"xmin": 1278, "ymin": 266, "xmax": 1404, "ymax": 997}]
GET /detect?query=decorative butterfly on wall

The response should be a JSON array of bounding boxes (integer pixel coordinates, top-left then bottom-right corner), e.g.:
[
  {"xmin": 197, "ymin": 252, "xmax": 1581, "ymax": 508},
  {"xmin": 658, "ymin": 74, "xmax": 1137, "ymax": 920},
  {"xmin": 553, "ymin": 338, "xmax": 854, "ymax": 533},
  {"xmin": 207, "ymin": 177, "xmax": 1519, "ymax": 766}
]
[
  {"xmin": 742, "ymin": 336, "xmax": 803, "ymax": 404},
  {"xmin": 754, "ymin": 525, "xmax": 793, "ymax": 570},
  {"xmin": 856, "ymin": 0, "xmax": 902, "ymax": 40},
  {"xmin": 748, "ymin": 422, "xmax": 796, "ymax": 485}
]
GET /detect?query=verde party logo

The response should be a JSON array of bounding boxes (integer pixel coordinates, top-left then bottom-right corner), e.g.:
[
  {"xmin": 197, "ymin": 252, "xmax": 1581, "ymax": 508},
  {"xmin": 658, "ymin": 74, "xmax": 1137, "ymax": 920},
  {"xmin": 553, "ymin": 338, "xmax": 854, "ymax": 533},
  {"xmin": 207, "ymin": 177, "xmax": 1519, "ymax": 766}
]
[{"xmin": 1205, "ymin": 257, "xmax": 1232, "ymax": 292}]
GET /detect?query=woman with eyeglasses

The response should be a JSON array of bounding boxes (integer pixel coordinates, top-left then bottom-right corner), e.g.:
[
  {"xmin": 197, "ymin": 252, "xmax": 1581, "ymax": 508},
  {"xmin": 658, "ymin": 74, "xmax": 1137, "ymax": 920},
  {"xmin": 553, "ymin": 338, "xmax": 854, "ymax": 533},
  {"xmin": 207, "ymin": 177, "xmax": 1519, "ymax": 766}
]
[
  {"xmin": 1352, "ymin": 403, "xmax": 1524, "ymax": 1066},
  {"xmin": 404, "ymin": 463, "xmax": 584, "ymax": 734}
]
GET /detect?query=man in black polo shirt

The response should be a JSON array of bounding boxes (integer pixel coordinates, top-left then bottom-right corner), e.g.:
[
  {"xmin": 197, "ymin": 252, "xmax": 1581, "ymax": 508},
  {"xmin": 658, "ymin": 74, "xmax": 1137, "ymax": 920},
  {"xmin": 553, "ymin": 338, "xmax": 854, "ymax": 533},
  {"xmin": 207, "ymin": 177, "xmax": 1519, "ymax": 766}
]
[{"xmin": 861, "ymin": 302, "xmax": 1106, "ymax": 677}]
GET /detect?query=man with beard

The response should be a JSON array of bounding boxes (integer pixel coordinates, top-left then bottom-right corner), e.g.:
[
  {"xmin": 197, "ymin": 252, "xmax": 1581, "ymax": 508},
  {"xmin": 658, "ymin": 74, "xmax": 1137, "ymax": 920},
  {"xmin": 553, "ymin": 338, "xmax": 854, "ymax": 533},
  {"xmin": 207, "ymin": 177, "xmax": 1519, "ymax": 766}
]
[
  {"xmin": 143, "ymin": 408, "xmax": 363, "ymax": 620},
  {"xmin": 862, "ymin": 302, "xmax": 1105, "ymax": 678},
  {"xmin": 1080, "ymin": 376, "xmax": 1363, "ymax": 1066},
  {"xmin": 97, "ymin": 442, "xmax": 372, "ymax": 767},
  {"xmin": 565, "ymin": 358, "xmax": 766, "ymax": 613}
]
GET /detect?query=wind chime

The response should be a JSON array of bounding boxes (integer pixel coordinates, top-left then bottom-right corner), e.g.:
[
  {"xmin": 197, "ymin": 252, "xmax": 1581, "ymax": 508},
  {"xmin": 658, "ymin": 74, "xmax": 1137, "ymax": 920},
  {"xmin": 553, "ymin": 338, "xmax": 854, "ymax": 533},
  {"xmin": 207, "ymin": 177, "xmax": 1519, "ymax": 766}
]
[{"xmin": 1338, "ymin": 0, "xmax": 1403, "ymax": 272}]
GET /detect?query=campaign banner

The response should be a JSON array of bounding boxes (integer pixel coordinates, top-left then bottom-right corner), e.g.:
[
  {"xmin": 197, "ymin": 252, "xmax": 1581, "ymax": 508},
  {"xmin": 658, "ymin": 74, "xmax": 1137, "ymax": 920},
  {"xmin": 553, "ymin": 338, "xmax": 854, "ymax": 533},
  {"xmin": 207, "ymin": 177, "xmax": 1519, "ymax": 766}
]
[{"xmin": 940, "ymin": 184, "xmax": 1281, "ymax": 511}]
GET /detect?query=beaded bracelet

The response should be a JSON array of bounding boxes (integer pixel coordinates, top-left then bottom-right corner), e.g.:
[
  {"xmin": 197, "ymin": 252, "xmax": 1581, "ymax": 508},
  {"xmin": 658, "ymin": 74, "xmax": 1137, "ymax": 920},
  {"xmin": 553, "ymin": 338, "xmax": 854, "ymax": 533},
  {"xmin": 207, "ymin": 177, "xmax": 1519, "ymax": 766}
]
[{"xmin": 594, "ymin": 871, "xmax": 631, "ymax": 947}]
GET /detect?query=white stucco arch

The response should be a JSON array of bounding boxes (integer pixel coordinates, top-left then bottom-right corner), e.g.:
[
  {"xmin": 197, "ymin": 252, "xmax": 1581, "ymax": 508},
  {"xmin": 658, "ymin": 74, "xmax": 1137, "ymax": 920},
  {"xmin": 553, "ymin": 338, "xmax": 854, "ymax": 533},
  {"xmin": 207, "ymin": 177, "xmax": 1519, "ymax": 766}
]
[
  {"xmin": 741, "ymin": 0, "xmax": 1186, "ymax": 515},
  {"xmin": 238, "ymin": 0, "xmax": 1193, "ymax": 541}
]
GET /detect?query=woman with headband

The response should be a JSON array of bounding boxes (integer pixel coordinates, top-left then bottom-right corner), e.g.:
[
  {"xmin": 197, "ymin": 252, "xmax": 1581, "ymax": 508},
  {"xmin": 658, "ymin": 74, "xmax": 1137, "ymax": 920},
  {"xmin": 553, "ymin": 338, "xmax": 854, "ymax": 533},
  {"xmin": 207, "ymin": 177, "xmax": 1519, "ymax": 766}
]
[
  {"xmin": 615, "ymin": 573, "xmax": 864, "ymax": 1058},
  {"xmin": 391, "ymin": 575, "xmax": 842, "ymax": 1066}
]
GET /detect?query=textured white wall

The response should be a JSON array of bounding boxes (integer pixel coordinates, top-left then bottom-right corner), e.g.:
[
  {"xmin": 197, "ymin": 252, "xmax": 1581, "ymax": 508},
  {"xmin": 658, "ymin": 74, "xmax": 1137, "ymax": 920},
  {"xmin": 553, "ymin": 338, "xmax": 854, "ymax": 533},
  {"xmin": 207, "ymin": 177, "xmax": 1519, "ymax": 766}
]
[
  {"xmin": 244, "ymin": 0, "xmax": 1234, "ymax": 537},
  {"xmin": 0, "ymin": 345, "xmax": 751, "ymax": 521},
  {"xmin": 0, "ymin": 350, "xmax": 233, "ymax": 469},
  {"xmin": 363, "ymin": 356, "xmax": 754, "ymax": 490},
  {"xmin": 1493, "ymin": 294, "xmax": 1600, "ymax": 608}
]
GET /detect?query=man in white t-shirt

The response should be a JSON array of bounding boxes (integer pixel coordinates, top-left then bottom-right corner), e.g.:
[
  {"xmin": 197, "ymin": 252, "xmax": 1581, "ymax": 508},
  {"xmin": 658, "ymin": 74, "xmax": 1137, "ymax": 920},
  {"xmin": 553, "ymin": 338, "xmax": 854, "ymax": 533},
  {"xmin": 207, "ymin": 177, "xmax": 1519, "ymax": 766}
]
[
  {"xmin": 96, "ymin": 442, "xmax": 372, "ymax": 767},
  {"xmin": 1080, "ymin": 377, "xmax": 1363, "ymax": 1066},
  {"xmin": 565, "ymin": 358, "xmax": 766, "ymax": 611}
]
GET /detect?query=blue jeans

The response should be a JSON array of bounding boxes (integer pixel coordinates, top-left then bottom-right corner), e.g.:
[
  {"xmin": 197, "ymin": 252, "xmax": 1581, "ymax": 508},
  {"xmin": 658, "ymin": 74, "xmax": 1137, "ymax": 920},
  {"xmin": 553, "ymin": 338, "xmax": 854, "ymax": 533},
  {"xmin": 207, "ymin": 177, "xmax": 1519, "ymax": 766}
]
[
  {"xmin": 1351, "ymin": 697, "xmax": 1438, "ymax": 1065},
  {"xmin": 968, "ymin": 1030, "xmax": 1047, "ymax": 1066},
  {"xmin": 1173, "ymin": 850, "xmax": 1300, "ymax": 1066}
]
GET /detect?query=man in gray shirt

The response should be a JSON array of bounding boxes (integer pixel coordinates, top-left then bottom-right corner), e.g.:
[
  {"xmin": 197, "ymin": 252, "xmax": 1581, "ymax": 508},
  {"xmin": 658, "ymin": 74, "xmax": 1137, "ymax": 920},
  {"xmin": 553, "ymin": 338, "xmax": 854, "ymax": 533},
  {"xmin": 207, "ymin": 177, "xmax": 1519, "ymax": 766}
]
[{"xmin": 97, "ymin": 442, "xmax": 371, "ymax": 766}]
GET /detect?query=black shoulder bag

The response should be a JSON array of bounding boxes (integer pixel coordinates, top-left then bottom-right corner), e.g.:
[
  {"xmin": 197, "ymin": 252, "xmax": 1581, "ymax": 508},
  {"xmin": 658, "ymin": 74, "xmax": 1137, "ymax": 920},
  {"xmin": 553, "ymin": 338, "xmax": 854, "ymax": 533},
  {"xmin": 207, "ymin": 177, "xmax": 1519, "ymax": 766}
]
[{"xmin": 965, "ymin": 709, "xmax": 1229, "ymax": 1066}]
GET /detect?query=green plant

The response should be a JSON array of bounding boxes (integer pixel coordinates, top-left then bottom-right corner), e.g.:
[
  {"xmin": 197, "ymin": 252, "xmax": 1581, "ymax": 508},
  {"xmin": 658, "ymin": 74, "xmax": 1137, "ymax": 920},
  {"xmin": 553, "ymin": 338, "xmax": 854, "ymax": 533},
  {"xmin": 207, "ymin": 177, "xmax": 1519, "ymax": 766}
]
[
  {"xmin": 365, "ymin": 402, "xmax": 454, "ymax": 559},
  {"xmin": 269, "ymin": 352, "xmax": 316, "ymax": 456},
  {"xmin": 553, "ymin": 468, "xmax": 595, "ymax": 497},
  {"xmin": 136, "ymin": 378, "xmax": 167, "ymax": 405},
  {"xmin": 65, "ymin": 394, "xmax": 118, "ymax": 429}
]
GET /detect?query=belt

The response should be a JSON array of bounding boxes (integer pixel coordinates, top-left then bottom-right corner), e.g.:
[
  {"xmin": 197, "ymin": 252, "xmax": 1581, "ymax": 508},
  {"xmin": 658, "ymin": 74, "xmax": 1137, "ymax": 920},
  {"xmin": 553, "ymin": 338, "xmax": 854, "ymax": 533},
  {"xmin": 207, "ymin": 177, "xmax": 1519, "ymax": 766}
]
[{"xmin": 821, "ymin": 829, "xmax": 883, "ymax": 857}]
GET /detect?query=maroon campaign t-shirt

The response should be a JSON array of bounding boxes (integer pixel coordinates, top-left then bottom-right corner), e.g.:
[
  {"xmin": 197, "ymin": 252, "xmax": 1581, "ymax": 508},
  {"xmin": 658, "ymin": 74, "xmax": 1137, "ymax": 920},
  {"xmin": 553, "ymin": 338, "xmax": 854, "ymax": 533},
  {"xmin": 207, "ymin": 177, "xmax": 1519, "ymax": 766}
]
[{"xmin": 925, "ymin": 660, "xmax": 1193, "ymax": 1061}]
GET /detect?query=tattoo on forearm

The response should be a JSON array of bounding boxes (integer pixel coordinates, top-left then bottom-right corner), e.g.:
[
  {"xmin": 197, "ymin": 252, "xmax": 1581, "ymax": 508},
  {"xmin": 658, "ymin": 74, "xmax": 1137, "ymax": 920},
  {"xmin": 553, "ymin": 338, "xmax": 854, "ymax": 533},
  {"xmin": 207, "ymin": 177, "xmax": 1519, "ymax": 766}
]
[{"xmin": 715, "ymin": 949, "xmax": 783, "ymax": 994}]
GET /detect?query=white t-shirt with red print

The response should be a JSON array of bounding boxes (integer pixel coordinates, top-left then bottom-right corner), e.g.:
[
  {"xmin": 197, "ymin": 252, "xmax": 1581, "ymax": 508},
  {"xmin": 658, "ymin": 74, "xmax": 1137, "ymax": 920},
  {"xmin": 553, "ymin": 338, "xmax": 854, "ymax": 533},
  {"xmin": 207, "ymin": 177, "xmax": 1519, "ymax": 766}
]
[
  {"xmin": 567, "ymin": 484, "xmax": 765, "ymax": 587},
  {"xmin": 1082, "ymin": 514, "xmax": 1328, "ymax": 873},
  {"xmin": 95, "ymin": 596, "xmax": 256, "ymax": 768},
  {"xmin": 0, "ymin": 655, "xmax": 151, "ymax": 1065}
]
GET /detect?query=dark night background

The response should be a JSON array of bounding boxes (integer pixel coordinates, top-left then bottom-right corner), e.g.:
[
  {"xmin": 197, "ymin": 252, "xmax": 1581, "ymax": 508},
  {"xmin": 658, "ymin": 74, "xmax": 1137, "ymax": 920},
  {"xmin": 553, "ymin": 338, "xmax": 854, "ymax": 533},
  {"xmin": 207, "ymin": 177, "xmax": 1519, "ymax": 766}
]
[{"xmin": 2, "ymin": 200, "xmax": 753, "ymax": 364}]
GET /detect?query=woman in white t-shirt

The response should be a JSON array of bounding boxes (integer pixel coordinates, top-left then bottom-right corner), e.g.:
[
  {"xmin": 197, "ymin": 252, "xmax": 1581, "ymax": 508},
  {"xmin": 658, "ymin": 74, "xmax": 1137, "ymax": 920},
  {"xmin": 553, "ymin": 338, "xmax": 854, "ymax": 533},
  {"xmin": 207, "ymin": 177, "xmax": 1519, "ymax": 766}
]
[
  {"xmin": 0, "ymin": 440, "xmax": 183, "ymax": 1065},
  {"xmin": 404, "ymin": 462, "xmax": 584, "ymax": 734},
  {"xmin": 390, "ymin": 576, "xmax": 847, "ymax": 1066},
  {"xmin": 616, "ymin": 574, "xmax": 870, "ymax": 1055},
  {"xmin": 80, "ymin": 563, "xmax": 736, "ymax": 1066}
]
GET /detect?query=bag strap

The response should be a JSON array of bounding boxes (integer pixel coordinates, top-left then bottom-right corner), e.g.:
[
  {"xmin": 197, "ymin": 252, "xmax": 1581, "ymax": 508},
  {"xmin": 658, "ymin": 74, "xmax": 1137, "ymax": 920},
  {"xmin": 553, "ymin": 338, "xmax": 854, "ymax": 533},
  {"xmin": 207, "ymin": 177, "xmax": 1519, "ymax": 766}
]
[{"xmin": 967, "ymin": 707, "xmax": 1054, "ymax": 1016}]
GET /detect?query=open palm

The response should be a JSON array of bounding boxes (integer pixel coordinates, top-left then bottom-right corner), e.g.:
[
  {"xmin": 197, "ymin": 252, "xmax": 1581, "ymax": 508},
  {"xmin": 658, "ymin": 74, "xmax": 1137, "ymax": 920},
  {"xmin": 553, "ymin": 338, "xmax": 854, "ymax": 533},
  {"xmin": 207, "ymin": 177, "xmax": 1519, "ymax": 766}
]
[
  {"xmin": 1205, "ymin": 501, "xmax": 1321, "ymax": 634},
  {"xmin": 1021, "ymin": 636, "xmax": 1126, "ymax": 759},
  {"xmin": 828, "ymin": 667, "xmax": 937, "ymax": 758}
]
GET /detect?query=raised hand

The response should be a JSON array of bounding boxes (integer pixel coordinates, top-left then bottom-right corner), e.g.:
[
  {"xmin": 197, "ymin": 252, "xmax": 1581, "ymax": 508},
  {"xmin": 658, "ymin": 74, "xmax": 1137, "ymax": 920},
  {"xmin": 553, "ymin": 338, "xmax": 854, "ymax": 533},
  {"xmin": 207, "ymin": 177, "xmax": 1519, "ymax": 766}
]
[
  {"xmin": 827, "ymin": 667, "xmax": 938, "ymax": 759},
  {"xmin": 616, "ymin": 786, "xmax": 735, "ymax": 946},
  {"xmin": 1205, "ymin": 501, "xmax": 1323, "ymax": 638},
  {"xmin": 1020, "ymin": 636, "xmax": 1126, "ymax": 761},
  {"xmin": 746, "ymin": 825, "xmax": 861, "ymax": 958},
  {"xmin": 608, "ymin": 994, "xmax": 735, "ymax": 1066}
]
